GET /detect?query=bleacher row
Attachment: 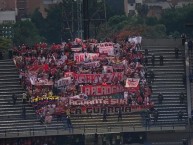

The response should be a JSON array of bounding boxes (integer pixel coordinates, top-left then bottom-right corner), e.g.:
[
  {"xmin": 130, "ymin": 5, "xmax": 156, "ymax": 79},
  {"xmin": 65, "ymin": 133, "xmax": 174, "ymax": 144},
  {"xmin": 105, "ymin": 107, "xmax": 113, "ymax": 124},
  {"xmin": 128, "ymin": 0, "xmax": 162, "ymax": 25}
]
[{"xmin": 0, "ymin": 39, "xmax": 188, "ymax": 138}]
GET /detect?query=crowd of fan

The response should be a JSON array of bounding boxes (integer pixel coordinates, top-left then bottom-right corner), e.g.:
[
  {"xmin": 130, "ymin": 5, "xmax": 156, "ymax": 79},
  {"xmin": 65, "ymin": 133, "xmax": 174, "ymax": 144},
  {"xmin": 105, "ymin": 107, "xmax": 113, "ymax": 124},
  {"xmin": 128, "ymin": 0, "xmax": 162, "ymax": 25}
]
[{"xmin": 13, "ymin": 37, "xmax": 154, "ymax": 124}]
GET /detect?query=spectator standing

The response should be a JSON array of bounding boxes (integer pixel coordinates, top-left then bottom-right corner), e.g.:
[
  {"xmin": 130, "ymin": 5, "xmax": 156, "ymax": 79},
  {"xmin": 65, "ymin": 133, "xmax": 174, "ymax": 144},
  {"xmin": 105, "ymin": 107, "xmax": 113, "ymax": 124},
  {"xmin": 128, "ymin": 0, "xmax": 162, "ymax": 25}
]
[
  {"xmin": 191, "ymin": 110, "xmax": 193, "ymax": 122},
  {"xmin": 40, "ymin": 115, "xmax": 45, "ymax": 125},
  {"xmin": 183, "ymin": 74, "xmax": 186, "ymax": 88},
  {"xmin": 189, "ymin": 74, "xmax": 193, "ymax": 83},
  {"xmin": 158, "ymin": 93, "xmax": 163, "ymax": 104},
  {"xmin": 94, "ymin": 133, "xmax": 98, "ymax": 145},
  {"xmin": 175, "ymin": 47, "xmax": 179, "ymax": 58},
  {"xmin": 181, "ymin": 33, "xmax": 186, "ymax": 46},
  {"xmin": 8, "ymin": 49, "xmax": 13, "ymax": 59},
  {"xmin": 153, "ymin": 109, "xmax": 159, "ymax": 123},
  {"xmin": 22, "ymin": 92, "xmax": 27, "ymax": 104},
  {"xmin": 145, "ymin": 49, "xmax": 148, "ymax": 56},
  {"xmin": 149, "ymin": 69, "xmax": 155, "ymax": 83},
  {"xmin": 118, "ymin": 108, "xmax": 122, "ymax": 122},
  {"xmin": 159, "ymin": 55, "xmax": 164, "ymax": 65},
  {"xmin": 12, "ymin": 93, "xmax": 17, "ymax": 105},
  {"xmin": 0, "ymin": 51, "xmax": 3, "ymax": 60},
  {"xmin": 22, "ymin": 106, "xmax": 26, "ymax": 119},
  {"xmin": 103, "ymin": 109, "xmax": 107, "ymax": 122},
  {"xmin": 145, "ymin": 111, "xmax": 150, "ymax": 129},
  {"xmin": 178, "ymin": 110, "xmax": 183, "ymax": 121},
  {"xmin": 188, "ymin": 40, "xmax": 193, "ymax": 52},
  {"xmin": 179, "ymin": 92, "xmax": 185, "ymax": 104},
  {"xmin": 102, "ymin": 135, "xmax": 107, "ymax": 145},
  {"xmin": 66, "ymin": 115, "xmax": 73, "ymax": 132},
  {"xmin": 151, "ymin": 54, "xmax": 155, "ymax": 66},
  {"xmin": 144, "ymin": 56, "xmax": 148, "ymax": 66}
]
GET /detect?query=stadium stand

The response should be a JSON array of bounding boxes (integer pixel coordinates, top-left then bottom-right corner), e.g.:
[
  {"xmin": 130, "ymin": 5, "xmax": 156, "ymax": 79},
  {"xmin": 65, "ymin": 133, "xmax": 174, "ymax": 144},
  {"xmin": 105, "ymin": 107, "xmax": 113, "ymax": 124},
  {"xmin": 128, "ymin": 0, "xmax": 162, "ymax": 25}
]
[{"xmin": 0, "ymin": 38, "xmax": 190, "ymax": 145}]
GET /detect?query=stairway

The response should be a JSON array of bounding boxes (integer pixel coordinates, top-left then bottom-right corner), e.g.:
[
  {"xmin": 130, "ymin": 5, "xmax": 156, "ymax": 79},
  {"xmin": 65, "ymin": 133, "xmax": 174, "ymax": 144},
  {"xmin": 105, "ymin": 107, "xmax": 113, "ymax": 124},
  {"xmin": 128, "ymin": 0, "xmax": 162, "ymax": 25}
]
[
  {"xmin": 143, "ymin": 41, "xmax": 188, "ymax": 125},
  {"xmin": 0, "ymin": 60, "xmax": 45, "ymax": 134}
]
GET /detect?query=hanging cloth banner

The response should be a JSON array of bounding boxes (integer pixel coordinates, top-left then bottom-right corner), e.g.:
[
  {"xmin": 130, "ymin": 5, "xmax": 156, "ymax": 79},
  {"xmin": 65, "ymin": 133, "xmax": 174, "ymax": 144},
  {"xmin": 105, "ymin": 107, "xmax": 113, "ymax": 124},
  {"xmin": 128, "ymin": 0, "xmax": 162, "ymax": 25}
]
[
  {"xmin": 73, "ymin": 72, "xmax": 124, "ymax": 84},
  {"xmin": 57, "ymin": 77, "xmax": 72, "ymax": 88},
  {"xmin": 125, "ymin": 78, "xmax": 140, "ymax": 88}
]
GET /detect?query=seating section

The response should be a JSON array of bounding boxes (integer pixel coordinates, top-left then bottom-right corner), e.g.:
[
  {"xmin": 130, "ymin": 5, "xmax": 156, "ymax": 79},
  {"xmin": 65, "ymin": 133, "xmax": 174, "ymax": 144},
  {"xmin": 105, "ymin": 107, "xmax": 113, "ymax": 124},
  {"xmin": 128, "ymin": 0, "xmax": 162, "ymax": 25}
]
[
  {"xmin": 0, "ymin": 60, "xmax": 43, "ymax": 133},
  {"xmin": 0, "ymin": 39, "xmax": 188, "ymax": 138},
  {"xmin": 0, "ymin": 59, "xmax": 143, "ymax": 137},
  {"xmin": 143, "ymin": 44, "xmax": 188, "ymax": 125}
]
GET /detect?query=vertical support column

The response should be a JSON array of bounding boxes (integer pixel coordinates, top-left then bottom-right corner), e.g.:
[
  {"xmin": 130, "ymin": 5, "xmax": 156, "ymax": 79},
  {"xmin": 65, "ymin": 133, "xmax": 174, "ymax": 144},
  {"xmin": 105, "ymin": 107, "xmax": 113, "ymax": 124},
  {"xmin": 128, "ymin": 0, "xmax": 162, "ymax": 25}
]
[
  {"xmin": 77, "ymin": 0, "xmax": 83, "ymax": 39},
  {"xmin": 83, "ymin": 0, "xmax": 89, "ymax": 39},
  {"xmin": 185, "ymin": 42, "xmax": 192, "ymax": 124},
  {"xmin": 103, "ymin": 0, "xmax": 107, "ymax": 29}
]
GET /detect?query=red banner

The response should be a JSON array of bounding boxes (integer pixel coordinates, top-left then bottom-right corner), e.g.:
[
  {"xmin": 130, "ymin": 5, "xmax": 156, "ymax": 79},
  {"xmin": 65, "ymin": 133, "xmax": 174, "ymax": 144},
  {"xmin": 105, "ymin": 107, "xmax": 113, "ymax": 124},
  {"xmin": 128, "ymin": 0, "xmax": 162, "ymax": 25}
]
[
  {"xmin": 74, "ymin": 53, "xmax": 85, "ymax": 63},
  {"xmin": 81, "ymin": 85, "xmax": 125, "ymax": 96},
  {"xmin": 28, "ymin": 64, "xmax": 49, "ymax": 72},
  {"xmin": 64, "ymin": 72, "xmax": 74, "ymax": 78},
  {"xmin": 73, "ymin": 72, "xmax": 124, "ymax": 84}
]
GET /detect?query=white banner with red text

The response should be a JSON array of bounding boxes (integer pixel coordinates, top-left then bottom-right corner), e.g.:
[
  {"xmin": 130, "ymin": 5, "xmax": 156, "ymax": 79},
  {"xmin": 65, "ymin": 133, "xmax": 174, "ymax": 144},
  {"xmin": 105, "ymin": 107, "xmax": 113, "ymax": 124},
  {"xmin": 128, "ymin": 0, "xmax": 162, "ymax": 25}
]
[
  {"xmin": 74, "ymin": 53, "xmax": 99, "ymax": 63},
  {"xmin": 73, "ymin": 72, "xmax": 124, "ymax": 84},
  {"xmin": 80, "ymin": 85, "xmax": 125, "ymax": 96}
]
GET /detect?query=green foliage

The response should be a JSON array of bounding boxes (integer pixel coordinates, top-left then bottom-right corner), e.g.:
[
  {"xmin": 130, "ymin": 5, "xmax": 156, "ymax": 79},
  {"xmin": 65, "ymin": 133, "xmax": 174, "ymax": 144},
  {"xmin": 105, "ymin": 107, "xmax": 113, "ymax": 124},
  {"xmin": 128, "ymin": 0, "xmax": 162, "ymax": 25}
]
[
  {"xmin": 146, "ymin": 17, "xmax": 158, "ymax": 26},
  {"xmin": 0, "ymin": 37, "xmax": 12, "ymax": 50},
  {"xmin": 31, "ymin": 9, "xmax": 46, "ymax": 37},
  {"xmin": 27, "ymin": 1, "xmax": 193, "ymax": 42},
  {"xmin": 108, "ymin": 15, "xmax": 128, "ymax": 26},
  {"xmin": 13, "ymin": 20, "xmax": 43, "ymax": 46},
  {"xmin": 160, "ymin": 4, "xmax": 193, "ymax": 36},
  {"xmin": 97, "ymin": 3, "xmax": 193, "ymax": 39},
  {"xmin": 136, "ymin": 4, "xmax": 149, "ymax": 18},
  {"xmin": 31, "ymin": 4, "xmax": 65, "ymax": 43},
  {"xmin": 142, "ymin": 24, "xmax": 167, "ymax": 38},
  {"xmin": 44, "ymin": 5, "xmax": 63, "ymax": 43}
]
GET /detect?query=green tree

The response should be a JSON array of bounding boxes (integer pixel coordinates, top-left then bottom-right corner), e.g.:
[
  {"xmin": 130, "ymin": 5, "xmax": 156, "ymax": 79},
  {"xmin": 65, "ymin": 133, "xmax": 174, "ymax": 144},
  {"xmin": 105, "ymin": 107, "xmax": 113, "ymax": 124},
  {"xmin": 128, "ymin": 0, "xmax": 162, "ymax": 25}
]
[
  {"xmin": 160, "ymin": 4, "xmax": 193, "ymax": 37},
  {"xmin": 31, "ymin": 9, "xmax": 46, "ymax": 38},
  {"xmin": 0, "ymin": 37, "xmax": 12, "ymax": 50},
  {"xmin": 108, "ymin": 15, "xmax": 128, "ymax": 26},
  {"xmin": 146, "ymin": 17, "xmax": 158, "ymax": 26},
  {"xmin": 44, "ymin": 4, "xmax": 63, "ymax": 43},
  {"xmin": 13, "ymin": 20, "xmax": 43, "ymax": 46}
]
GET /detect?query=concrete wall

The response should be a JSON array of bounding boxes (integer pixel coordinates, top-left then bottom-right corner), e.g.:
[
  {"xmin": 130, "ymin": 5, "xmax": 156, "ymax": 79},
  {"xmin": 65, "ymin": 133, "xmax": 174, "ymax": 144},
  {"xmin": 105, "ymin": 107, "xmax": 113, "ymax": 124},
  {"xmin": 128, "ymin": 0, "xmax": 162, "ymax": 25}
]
[
  {"xmin": 142, "ymin": 38, "xmax": 182, "ymax": 47},
  {"xmin": 0, "ymin": 11, "xmax": 16, "ymax": 24}
]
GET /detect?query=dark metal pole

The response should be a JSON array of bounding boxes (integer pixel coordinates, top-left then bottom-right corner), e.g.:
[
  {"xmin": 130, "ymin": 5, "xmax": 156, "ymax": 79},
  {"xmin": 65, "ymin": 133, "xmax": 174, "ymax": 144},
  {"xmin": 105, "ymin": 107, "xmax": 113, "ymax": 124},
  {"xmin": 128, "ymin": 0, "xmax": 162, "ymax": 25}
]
[{"xmin": 83, "ymin": 0, "xmax": 89, "ymax": 40}]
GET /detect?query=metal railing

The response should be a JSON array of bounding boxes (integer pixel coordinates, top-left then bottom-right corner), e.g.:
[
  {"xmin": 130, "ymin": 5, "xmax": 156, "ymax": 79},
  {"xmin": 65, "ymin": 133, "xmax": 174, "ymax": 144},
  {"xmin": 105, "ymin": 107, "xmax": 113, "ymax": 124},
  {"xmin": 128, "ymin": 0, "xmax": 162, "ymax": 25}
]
[{"xmin": 0, "ymin": 123, "xmax": 187, "ymax": 139}]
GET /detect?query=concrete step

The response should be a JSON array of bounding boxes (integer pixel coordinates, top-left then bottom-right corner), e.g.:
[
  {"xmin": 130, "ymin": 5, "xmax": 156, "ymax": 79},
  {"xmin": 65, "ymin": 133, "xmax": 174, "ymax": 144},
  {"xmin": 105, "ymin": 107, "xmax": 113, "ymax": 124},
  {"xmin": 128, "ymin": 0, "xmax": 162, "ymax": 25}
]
[
  {"xmin": 0, "ymin": 113, "xmax": 36, "ymax": 119},
  {"xmin": 153, "ymin": 78, "xmax": 183, "ymax": 81},
  {"xmin": 0, "ymin": 71, "xmax": 19, "ymax": 75},
  {"xmin": 0, "ymin": 68, "xmax": 18, "ymax": 72},
  {"xmin": 152, "ymin": 84, "xmax": 184, "ymax": 88},
  {"xmin": 152, "ymin": 88, "xmax": 185, "ymax": 91},
  {"xmin": 0, "ymin": 85, "xmax": 22, "ymax": 89},
  {"xmin": 0, "ymin": 74, "xmax": 19, "ymax": 79},
  {"xmin": 146, "ymin": 65, "xmax": 184, "ymax": 68}
]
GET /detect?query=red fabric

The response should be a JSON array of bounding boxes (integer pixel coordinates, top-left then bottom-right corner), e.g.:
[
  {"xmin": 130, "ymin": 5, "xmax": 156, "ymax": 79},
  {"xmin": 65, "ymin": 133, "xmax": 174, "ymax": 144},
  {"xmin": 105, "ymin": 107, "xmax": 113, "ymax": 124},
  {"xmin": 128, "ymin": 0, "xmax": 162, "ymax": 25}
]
[{"xmin": 43, "ymin": 64, "xmax": 49, "ymax": 72}]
